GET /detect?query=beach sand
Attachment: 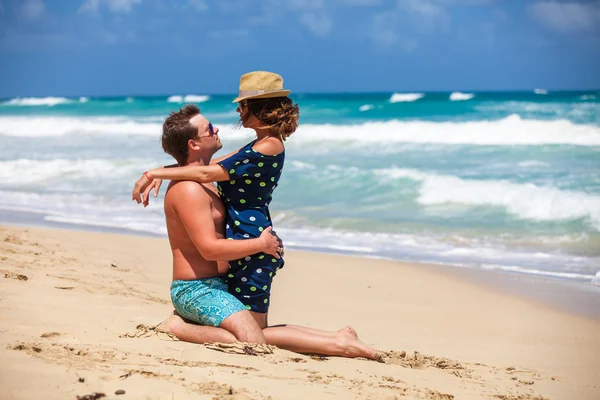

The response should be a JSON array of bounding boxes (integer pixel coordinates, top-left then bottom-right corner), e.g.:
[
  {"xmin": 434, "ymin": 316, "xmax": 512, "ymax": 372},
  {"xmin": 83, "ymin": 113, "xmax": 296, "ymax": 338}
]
[{"xmin": 1, "ymin": 225, "xmax": 599, "ymax": 400}]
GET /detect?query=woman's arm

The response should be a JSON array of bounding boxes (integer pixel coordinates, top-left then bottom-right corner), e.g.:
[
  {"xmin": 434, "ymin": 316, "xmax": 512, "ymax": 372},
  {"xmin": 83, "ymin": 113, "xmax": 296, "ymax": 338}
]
[
  {"xmin": 210, "ymin": 149, "xmax": 241, "ymax": 165},
  {"xmin": 146, "ymin": 164, "xmax": 230, "ymax": 182},
  {"xmin": 132, "ymin": 164, "xmax": 230, "ymax": 204}
]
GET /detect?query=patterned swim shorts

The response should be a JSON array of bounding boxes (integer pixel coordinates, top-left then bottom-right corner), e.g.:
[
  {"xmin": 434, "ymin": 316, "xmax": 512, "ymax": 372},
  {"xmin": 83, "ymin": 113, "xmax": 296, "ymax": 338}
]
[{"xmin": 170, "ymin": 278, "xmax": 247, "ymax": 327}]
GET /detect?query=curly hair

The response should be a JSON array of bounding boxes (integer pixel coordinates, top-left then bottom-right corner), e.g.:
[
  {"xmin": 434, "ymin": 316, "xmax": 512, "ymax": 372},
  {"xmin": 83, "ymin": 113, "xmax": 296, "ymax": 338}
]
[
  {"xmin": 162, "ymin": 104, "xmax": 200, "ymax": 165},
  {"xmin": 238, "ymin": 97, "xmax": 299, "ymax": 140}
]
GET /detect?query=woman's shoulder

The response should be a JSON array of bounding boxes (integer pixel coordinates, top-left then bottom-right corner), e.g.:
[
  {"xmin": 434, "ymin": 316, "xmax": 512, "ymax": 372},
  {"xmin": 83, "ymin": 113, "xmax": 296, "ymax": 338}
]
[{"xmin": 252, "ymin": 136, "xmax": 284, "ymax": 156}]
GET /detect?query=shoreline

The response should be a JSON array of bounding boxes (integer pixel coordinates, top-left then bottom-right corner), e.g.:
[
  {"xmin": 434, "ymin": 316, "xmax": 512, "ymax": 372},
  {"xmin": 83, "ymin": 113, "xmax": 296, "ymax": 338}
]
[
  {"xmin": 1, "ymin": 210, "xmax": 599, "ymax": 321},
  {"xmin": 1, "ymin": 224, "xmax": 599, "ymax": 399}
]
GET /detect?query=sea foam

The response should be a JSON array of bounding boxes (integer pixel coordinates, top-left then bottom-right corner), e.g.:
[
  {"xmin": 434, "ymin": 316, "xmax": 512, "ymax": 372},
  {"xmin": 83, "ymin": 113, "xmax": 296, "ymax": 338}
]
[
  {"xmin": 2, "ymin": 97, "xmax": 72, "ymax": 106},
  {"xmin": 0, "ymin": 116, "xmax": 161, "ymax": 137},
  {"xmin": 377, "ymin": 168, "xmax": 600, "ymax": 229},
  {"xmin": 449, "ymin": 92, "xmax": 475, "ymax": 101},
  {"xmin": 292, "ymin": 115, "xmax": 600, "ymax": 146},
  {"xmin": 3, "ymin": 114, "xmax": 600, "ymax": 147},
  {"xmin": 167, "ymin": 95, "xmax": 210, "ymax": 103},
  {"xmin": 0, "ymin": 158, "xmax": 151, "ymax": 184},
  {"xmin": 534, "ymin": 89, "xmax": 548, "ymax": 95},
  {"xmin": 389, "ymin": 93, "xmax": 424, "ymax": 103}
]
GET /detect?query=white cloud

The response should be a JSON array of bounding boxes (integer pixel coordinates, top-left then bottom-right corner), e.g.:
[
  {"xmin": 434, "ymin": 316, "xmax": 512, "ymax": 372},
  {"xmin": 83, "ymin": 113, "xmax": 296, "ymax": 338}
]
[
  {"xmin": 338, "ymin": 0, "xmax": 382, "ymax": 5},
  {"xmin": 79, "ymin": 0, "xmax": 143, "ymax": 14},
  {"xmin": 367, "ymin": 12, "xmax": 419, "ymax": 51},
  {"xmin": 299, "ymin": 12, "xmax": 333, "ymax": 36},
  {"xmin": 21, "ymin": 0, "xmax": 45, "ymax": 20},
  {"xmin": 189, "ymin": 0, "xmax": 208, "ymax": 12},
  {"xmin": 207, "ymin": 29, "xmax": 249, "ymax": 39},
  {"xmin": 397, "ymin": 0, "xmax": 449, "ymax": 33},
  {"xmin": 529, "ymin": 1, "xmax": 600, "ymax": 34},
  {"xmin": 289, "ymin": 0, "xmax": 325, "ymax": 11},
  {"xmin": 0, "ymin": 28, "xmax": 84, "ymax": 52},
  {"xmin": 399, "ymin": 0, "xmax": 445, "ymax": 18}
]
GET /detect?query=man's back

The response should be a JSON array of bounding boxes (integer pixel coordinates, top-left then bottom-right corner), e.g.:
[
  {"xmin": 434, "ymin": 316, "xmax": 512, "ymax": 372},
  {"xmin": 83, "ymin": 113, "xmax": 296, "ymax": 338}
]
[{"xmin": 164, "ymin": 180, "xmax": 227, "ymax": 281}]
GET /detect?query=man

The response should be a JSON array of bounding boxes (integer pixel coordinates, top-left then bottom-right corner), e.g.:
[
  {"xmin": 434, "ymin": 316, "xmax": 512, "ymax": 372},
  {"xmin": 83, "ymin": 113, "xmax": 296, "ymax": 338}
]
[{"xmin": 153, "ymin": 104, "xmax": 280, "ymax": 343}]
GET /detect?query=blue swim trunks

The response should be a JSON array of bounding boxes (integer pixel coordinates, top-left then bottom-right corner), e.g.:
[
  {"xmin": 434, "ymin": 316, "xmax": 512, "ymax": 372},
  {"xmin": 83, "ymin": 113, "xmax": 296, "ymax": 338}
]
[{"xmin": 170, "ymin": 278, "xmax": 246, "ymax": 327}]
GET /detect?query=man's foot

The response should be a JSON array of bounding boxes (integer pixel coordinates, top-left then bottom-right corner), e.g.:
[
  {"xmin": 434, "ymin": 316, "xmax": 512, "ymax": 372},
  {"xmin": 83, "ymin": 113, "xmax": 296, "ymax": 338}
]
[
  {"xmin": 334, "ymin": 330, "xmax": 384, "ymax": 362},
  {"xmin": 156, "ymin": 312, "xmax": 185, "ymax": 340}
]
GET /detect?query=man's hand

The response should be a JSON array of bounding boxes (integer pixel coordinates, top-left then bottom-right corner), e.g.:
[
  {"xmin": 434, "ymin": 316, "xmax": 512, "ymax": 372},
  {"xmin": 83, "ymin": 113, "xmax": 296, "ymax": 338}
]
[{"xmin": 259, "ymin": 227, "xmax": 282, "ymax": 259}]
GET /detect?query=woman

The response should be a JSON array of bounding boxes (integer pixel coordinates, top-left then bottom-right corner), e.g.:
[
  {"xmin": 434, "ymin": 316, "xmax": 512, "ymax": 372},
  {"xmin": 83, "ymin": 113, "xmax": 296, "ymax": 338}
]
[{"xmin": 133, "ymin": 71, "xmax": 382, "ymax": 360}]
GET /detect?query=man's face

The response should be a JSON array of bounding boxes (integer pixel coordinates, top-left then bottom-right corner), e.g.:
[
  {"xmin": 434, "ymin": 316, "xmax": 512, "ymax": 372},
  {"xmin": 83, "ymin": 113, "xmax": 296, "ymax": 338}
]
[{"xmin": 189, "ymin": 113, "xmax": 222, "ymax": 154}]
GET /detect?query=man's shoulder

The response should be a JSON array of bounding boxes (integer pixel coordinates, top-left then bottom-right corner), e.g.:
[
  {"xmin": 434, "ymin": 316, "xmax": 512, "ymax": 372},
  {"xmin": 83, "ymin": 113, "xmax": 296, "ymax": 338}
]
[{"xmin": 166, "ymin": 181, "xmax": 210, "ymax": 203}]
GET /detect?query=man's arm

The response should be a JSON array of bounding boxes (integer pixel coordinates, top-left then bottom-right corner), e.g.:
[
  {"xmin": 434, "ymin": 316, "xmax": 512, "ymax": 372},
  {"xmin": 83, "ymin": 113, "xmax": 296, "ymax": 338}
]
[{"xmin": 171, "ymin": 182, "xmax": 279, "ymax": 261}]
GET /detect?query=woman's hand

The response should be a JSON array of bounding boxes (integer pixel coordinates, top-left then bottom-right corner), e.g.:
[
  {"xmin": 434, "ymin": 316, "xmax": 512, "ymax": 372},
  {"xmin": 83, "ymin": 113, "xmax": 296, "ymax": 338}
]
[
  {"xmin": 142, "ymin": 179, "xmax": 163, "ymax": 207},
  {"xmin": 132, "ymin": 172, "xmax": 161, "ymax": 206},
  {"xmin": 259, "ymin": 227, "xmax": 282, "ymax": 259}
]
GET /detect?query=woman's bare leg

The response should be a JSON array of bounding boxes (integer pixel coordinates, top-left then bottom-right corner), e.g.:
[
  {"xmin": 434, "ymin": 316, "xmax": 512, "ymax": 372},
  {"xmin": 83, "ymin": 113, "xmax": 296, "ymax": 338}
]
[
  {"xmin": 250, "ymin": 312, "xmax": 357, "ymax": 339},
  {"xmin": 283, "ymin": 324, "xmax": 359, "ymax": 339},
  {"xmin": 250, "ymin": 311, "xmax": 380, "ymax": 360},
  {"xmin": 262, "ymin": 325, "xmax": 382, "ymax": 360}
]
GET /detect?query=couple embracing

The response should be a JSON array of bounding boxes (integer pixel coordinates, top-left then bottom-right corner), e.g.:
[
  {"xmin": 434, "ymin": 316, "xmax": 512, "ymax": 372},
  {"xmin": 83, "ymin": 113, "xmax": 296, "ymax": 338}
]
[{"xmin": 132, "ymin": 71, "xmax": 382, "ymax": 361}]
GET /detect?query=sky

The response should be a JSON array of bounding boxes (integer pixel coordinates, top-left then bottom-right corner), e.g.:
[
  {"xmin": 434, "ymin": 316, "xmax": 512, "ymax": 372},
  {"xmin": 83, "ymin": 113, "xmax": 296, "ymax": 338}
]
[{"xmin": 0, "ymin": 0, "xmax": 599, "ymax": 96}]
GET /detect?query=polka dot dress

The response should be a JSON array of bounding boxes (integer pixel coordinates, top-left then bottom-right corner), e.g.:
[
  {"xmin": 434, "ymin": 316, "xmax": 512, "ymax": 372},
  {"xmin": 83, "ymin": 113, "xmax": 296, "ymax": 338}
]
[{"xmin": 216, "ymin": 140, "xmax": 285, "ymax": 313}]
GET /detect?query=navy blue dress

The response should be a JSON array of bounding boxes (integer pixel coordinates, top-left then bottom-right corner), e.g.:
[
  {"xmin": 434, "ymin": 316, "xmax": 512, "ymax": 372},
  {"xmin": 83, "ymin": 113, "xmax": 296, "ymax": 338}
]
[{"xmin": 217, "ymin": 140, "xmax": 285, "ymax": 313}]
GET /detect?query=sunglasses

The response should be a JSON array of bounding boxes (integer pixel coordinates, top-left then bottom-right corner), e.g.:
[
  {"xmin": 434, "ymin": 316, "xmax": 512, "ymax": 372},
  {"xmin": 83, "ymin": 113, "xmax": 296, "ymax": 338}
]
[{"xmin": 197, "ymin": 122, "xmax": 216, "ymax": 139}]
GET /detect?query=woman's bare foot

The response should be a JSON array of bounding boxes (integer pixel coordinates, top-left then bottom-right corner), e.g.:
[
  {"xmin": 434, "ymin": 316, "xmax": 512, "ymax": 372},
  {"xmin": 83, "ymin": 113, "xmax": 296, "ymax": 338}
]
[
  {"xmin": 339, "ymin": 326, "xmax": 359, "ymax": 340},
  {"xmin": 334, "ymin": 330, "xmax": 384, "ymax": 362}
]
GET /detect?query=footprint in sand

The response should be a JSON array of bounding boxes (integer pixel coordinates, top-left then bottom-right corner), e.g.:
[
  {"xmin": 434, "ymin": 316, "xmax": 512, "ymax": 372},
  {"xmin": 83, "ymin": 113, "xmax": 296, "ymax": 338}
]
[
  {"xmin": 1, "ymin": 269, "xmax": 29, "ymax": 281},
  {"xmin": 40, "ymin": 332, "xmax": 63, "ymax": 339}
]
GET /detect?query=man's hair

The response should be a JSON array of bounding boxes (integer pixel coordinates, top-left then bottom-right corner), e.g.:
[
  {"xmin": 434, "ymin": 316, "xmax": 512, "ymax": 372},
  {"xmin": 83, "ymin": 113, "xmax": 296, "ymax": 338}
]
[{"xmin": 162, "ymin": 104, "xmax": 200, "ymax": 165}]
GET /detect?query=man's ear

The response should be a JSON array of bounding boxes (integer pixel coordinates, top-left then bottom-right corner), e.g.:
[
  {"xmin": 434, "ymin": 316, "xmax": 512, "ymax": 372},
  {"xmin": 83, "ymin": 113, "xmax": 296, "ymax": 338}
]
[{"xmin": 188, "ymin": 139, "xmax": 201, "ymax": 151}]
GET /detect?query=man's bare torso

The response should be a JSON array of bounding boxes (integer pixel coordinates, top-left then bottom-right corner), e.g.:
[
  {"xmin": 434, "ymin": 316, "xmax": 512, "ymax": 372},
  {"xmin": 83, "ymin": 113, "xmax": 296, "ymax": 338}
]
[{"xmin": 164, "ymin": 181, "xmax": 227, "ymax": 280}]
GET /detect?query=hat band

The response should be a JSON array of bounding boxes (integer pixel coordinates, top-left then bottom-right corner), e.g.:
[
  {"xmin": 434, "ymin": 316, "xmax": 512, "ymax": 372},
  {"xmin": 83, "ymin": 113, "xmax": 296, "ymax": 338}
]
[{"xmin": 238, "ymin": 89, "xmax": 285, "ymax": 98}]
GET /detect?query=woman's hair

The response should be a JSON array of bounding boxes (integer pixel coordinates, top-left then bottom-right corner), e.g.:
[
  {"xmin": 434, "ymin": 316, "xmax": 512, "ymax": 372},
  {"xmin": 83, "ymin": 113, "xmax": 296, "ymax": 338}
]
[{"xmin": 238, "ymin": 97, "xmax": 299, "ymax": 140}]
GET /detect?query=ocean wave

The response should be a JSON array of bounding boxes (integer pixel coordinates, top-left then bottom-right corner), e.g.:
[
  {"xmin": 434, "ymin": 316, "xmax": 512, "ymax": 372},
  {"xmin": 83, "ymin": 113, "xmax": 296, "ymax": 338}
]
[
  {"xmin": 592, "ymin": 271, "xmax": 600, "ymax": 286},
  {"xmin": 0, "ymin": 158, "xmax": 154, "ymax": 184},
  {"xmin": 292, "ymin": 115, "xmax": 600, "ymax": 146},
  {"xmin": 517, "ymin": 160, "xmax": 549, "ymax": 168},
  {"xmin": 375, "ymin": 168, "xmax": 600, "ymax": 229},
  {"xmin": 389, "ymin": 93, "xmax": 424, "ymax": 103},
  {"xmin": 0, "ymin": 116, "xmax": 161, "ymax": 137},
  {"xmin": 1, "ymin": 188, "xmax": 598, "ymax": 281},
  {"xmin": 359, "ymin": 104, "xmax": 374, "ymax": 111},
  {"xmin": 3, "ymin": 114, "xmax": 600, "ymax": 146},
  {"xmin": 167, "ymin": 95, "xmax": 210, "ymax": 103},
  {"xmin": 79, "ymin": 97, "xmax": 89, "ymax": 103},
  {"xmin": 449, "ymin": 92, "xmax": 475, "ymax": 101},
  {"xmin": 534, "ymin": 88, "xmax": 548, "ymax": 95},
  {"xmin": 580, "ymin": 94, "xmax": 597, "ymax": 101},
  {"xmin": 1, "ymin": 97, "xmax": 72, "ymax": 106},
  {"xmin": 0, "ymin": 190, "xmax": 166, "ymax": 235}
]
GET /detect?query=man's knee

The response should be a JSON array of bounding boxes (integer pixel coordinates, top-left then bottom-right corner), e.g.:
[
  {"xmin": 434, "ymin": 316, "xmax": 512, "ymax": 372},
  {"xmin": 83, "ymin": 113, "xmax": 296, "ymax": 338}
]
[{"xmin": 220, "ymin": 310, "xmax": 266, "ymax": 344}]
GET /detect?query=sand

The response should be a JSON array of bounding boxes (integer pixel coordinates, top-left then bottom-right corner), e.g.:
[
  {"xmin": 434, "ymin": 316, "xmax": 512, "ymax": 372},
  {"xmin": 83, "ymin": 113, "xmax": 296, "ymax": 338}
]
[{"xmin": 1, "ymin": 225, "xmax": 599, "ymax": 400}]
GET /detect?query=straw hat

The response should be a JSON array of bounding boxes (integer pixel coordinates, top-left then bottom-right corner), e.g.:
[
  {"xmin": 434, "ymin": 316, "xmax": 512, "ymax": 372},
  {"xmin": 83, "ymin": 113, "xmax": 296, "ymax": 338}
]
[{"xmin": 232, "ymin": 71, "xmax": 291, "ymax": 103}]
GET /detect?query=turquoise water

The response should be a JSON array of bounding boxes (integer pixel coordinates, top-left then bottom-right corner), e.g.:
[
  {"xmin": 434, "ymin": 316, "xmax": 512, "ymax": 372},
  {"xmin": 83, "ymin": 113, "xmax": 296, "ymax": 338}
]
[{"xmin": 1, "ymin": 91, "xmax": 599, "ymax": 284}]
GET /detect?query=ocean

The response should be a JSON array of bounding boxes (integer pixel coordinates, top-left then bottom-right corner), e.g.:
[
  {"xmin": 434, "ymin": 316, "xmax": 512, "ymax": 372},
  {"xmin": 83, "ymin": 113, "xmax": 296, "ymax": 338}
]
[{"xmin": 1, "ymin": 91, "xmax": 599, "ymax": 286}]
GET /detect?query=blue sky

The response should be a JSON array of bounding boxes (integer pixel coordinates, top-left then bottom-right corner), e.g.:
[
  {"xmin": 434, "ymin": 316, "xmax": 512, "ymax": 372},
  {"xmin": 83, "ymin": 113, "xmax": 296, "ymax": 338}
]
[{"xmin": 0, "ymin": 0, "xmax": 599, "ymax": 96}]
